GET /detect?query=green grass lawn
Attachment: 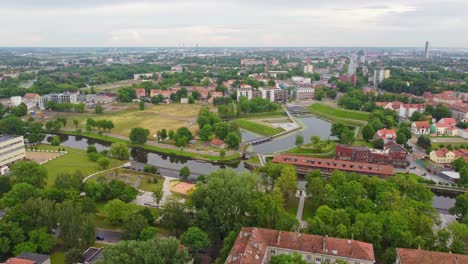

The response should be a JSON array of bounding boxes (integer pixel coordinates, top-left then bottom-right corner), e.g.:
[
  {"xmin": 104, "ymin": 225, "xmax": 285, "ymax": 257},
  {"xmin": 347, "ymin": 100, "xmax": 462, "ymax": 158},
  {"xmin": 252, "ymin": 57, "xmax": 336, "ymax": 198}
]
[
  {"xmin": 234, "ymin": 119, "xmax": 284, "ymax": 136},
  {"xmin": 284, "ymin": 196, "xmax": 300, "ymax": 216},
  {"xmin": 308, "ymin": 103, "xmax": 369, "ymax": 122},
  {"xmin": 50, "ymin": 252, "xmax": 65, "ymax": 264},
  {"xmin": 37, "ymin": 144, "xmax": 125, "ymax": 187}
]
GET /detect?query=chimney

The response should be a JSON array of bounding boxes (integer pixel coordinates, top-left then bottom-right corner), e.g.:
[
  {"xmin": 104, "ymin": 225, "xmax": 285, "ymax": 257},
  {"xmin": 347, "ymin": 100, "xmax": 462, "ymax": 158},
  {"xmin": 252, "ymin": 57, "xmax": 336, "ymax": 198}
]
[
  {"xmin": 322, "ymin": 235, "xmax": 327, "ymax": 251},
  {"xmin": 277, "ymin": 231, "xmax": 282, "ymax": 246}
]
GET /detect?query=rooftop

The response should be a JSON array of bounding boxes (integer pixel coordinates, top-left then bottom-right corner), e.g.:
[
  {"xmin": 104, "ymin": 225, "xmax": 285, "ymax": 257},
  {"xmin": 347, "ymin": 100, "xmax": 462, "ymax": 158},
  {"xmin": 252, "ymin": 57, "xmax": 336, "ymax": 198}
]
[
  {"xmin": 0, "ymin": 134, "xmax": 22, "ymax": 142},
  {"xmin": 226, "ymin": 227, "xmax": 375, "ymax": 264},
  {"xmin": 396, "ymin": 248, "xmax": 468, "ymax": 264},
  {"xmin": 15, "ymin": 253, "xmax": 50, "ymax": 264}
]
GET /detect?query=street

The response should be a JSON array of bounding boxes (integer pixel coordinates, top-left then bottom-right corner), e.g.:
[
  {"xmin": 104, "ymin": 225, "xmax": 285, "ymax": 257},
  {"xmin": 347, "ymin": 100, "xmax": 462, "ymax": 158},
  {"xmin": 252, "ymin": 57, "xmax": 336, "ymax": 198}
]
[{"xmin": 95, "ymin": 228, "xmax": 122, "ymax": 244}]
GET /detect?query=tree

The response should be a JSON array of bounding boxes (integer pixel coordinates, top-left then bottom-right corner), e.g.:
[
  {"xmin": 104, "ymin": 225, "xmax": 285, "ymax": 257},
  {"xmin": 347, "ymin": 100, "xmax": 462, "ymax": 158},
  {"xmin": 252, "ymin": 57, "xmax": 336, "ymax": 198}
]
[
  {"xmin": 65, "ymin": 248, "xmax": 83, "ymax": 264},
  {"xmin": 13, "ymin": 242, "xmax": 37, "ymax": 256},
  {"xmin": 97, "ymin": 237, "xmax": 189, "ymax": 264},
  {"xmin": 396, "ymin": 132, "xmax": 407, "ymax": 145},
  {"xmin": 129, "ymin": 127, "xmax": 150, "ymax": 145},
  {"xmin": 200, "ymin": 124, "xmax": 213, "ymax": 141},
  {"xmin": 27, "ymin": 122, "xmax": 45, "ymax": 145},
  {"xmin": 54, "ymin": 171, "xmax": 83, "ymax": 191},
  {"xmin": 180, "ymin": 227, "xmax": 211, "ymax": 257},
  {"xmin": 109, "ymin": 143, "xmax": 130, "ymax": 160},
  {"xmin": 372, "ymin": 138, "xmax": 385, "ymax": 149},
  {"xmin": 51, "ymin": 135, "xmax": 61, "ymax": 146},
  {"xmin": 123, "ymin": 214, "xmax": 149, "ymax": 240},
  {"xmin": 339, "ymin": 128, "xmax": 355, "ymax": 145},
  {"xmin": 97, "ymin": 157, "xmax": 110, "ymax": 169},
  {"xmin": 214, "ymin": 122, "xmax": 229, "ymax": 140},
  {"xmin": 295, "ymin": 134, "xmax": 304, "ymax": 146},
  {"xmin": 225, "ymin": 132, "xmax": 241, "ymax": 149},
  {"xmin": 139, "ymin": 100, "xmax": 145, "ymax": 110},
  {"xmin": 270, "ymin": 253, "xmax": 308, "ymax": 264},
  {"xmin": 11, "ymin": 161, "xmax": 47, "ymax": 188},
  {"xmin": 143, "ymin": 165, "xmax": 158, "ymax": 174},
  {"xmin": 160, "ymin": 196, "xmax": 190, "ymax": 236},
  {"xmin": 0, "ymin": 116, "xmax": 25, "ymax": 135},
  {"xmin": 104, "ymin": 199, "xmax": 134, "ymax": 225},
  {"xmin": 1, "ymin": 183, "xmax": 38, "ymax": 207},
  {"xmin": 160, "ymin": 129, "xmax": 167, "ymax": 141},
  {"xmin": 362, "ymin": 125, "xmax": 375, "ymax": 142},
  {"xmin": 28, "ymin": 228, "xmax": 54, "ymax": 253},
  {"xmin": 417, "ymin": 135, "xmax": 432, "ymax": 149},
  {"xmin": 73, "ymin": 119, "xmax": 79, "ymax": 129},
  {"xmin": 179, "ymin": 166, "xmax": 190, "ymax": 181},
  {"xmin": 152, "ymin": 189, "xmax": 163, "ymax": 208},
  {"xmin": 276, "ymin": 165, "xmax": 298, "ymax": 203},
  {"xmin": 450, "ymin": 192, "xmax": 468, "ymax": 222},
  {"xmin": 95, "ymin": 105, "xmax": 104, "ymax": 114},
  {"xmin": 310, "ymin": 136, "xmax": 320, "ymax": 145}
]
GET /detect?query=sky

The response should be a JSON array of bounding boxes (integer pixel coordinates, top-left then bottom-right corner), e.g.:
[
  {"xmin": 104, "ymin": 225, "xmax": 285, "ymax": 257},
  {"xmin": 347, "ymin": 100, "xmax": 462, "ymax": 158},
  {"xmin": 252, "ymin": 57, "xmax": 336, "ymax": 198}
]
[{"xmin": 0, "ymin": 0, "xmax": 467, "ymax": 47}]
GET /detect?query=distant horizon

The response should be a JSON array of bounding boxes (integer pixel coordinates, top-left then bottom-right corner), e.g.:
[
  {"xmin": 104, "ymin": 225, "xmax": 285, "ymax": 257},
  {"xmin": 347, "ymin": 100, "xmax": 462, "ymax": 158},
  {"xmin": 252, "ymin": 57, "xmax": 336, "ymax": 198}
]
[{"xmin": 0, "ymin": 0, "xmax": 466, "ymax": 47}]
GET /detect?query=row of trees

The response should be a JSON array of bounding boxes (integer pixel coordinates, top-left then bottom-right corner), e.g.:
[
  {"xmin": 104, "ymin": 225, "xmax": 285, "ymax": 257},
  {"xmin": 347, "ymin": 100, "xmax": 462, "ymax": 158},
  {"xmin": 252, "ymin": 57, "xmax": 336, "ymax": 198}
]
[
  {"xmin": 46, "ymin": 101, "xmax": 85, "ymax": 113},
  {"xmin": 197, "ymin": 107, "xmax": 241, "ymax": 148}
]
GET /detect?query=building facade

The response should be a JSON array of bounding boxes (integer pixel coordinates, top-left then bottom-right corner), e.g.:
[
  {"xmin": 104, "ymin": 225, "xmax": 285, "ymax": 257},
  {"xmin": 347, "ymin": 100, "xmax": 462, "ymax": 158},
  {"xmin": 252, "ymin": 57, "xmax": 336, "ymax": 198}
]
[
  {"xmin": 429, "ymin": 148, "xmax": 468, "ymax": 164},
  {"xmin": 336, "ymin": 143, "xmax": 408, "ymax": 168},
  {"xmin": 411, "ymin": 121, "xmax": 431, "ymax": 135},
  {"xmin": 396, "ymin": 248, "xmax": 468, "ymax": 264},
  {"xmin": 0, "ymin": 135, "xmax": 26, "ymax": 174},
  {"xmin": 39, "ymin": 93, "xmax": 78, "ymax": 109}
]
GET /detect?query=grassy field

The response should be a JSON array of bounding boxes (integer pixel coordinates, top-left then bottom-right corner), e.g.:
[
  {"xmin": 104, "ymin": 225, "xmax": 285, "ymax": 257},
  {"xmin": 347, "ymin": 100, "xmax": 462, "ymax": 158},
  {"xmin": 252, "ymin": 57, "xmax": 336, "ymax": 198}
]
[
  {"xmin": 234, "ymin": 119, "xmax": 285, "ymax": 136},
  {"xmin": 37, "ymin": 144, "xmax": 124, "ymax": 187},
  {"xmin": 51, "ymin": 252, "xmax": 65, "ymax": 264},
  {"xmin": 94, "ymin": 168, "xmax": 164, "ymax": 192},
  {"xmin": 62, "ymin": 103, "xmax": 203, "ymax": 136},
  {"xmin": 308, "ymin": 103, "xmax": 369, "ymax": 122}
]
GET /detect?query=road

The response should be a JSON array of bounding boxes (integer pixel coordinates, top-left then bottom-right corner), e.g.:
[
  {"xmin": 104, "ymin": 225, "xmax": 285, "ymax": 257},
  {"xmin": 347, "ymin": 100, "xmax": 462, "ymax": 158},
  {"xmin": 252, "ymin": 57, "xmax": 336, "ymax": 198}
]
[
  {"xmin": 407, "ymin": 141, "xmax": 448, "ymax": 183},
  {"xmin": 95, "ymin": 228, "xmax": 122, "ymax": 244}
]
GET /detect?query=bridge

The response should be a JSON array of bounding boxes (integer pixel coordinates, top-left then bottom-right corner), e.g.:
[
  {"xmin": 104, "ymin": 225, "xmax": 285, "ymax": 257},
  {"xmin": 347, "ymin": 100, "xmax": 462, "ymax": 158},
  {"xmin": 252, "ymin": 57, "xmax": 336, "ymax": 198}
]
[
  {"xmin": 243, "ymin": 136, "xmax": 273, "ymax": 145},
  {"xmin": 427, "ymin": 185, "xmax": 467, "ymax": 196}
]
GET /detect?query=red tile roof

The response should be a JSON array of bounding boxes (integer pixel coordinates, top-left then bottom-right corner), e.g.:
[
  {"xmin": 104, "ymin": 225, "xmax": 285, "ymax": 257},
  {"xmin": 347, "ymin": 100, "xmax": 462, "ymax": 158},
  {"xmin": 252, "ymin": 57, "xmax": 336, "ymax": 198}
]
[
  {"xmin": 413, "ymin": 121, "xmax": 430, "ymax": 129},
  {"xmin": 4, "ymin": 258, "xmax": 36, "ymax": 264},
  {"xmin": 376, "ymin": 128, "xmax": 396, "ymax": 140},
  {"xmin": 226, "ymin": 227, "xmax": 375, "ymax": 264},
  {"xmin": 210, "ymin": 138, "xmax": 225, "ymax": 146},
  {"xmin": 396, "ymin": 248, "xmax": 468, "ymax": 264},
  {"xmin": 272, "ymin": 154, "xmax": 394, "ymax": 176}
]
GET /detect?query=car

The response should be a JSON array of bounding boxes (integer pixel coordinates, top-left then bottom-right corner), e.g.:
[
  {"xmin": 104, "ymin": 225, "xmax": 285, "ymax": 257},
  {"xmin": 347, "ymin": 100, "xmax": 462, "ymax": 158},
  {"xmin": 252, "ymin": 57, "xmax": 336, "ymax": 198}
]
[
  {"xmin": 422, "ymin": 173, "xmax": 427, "ymax": 176},
  {"xmin": 410, "ymin": 166, "xmax": 416, "ymax": 170},
  {"xmin": 96, "ymin": 235, "xmax": 104, "ymax": 240}
]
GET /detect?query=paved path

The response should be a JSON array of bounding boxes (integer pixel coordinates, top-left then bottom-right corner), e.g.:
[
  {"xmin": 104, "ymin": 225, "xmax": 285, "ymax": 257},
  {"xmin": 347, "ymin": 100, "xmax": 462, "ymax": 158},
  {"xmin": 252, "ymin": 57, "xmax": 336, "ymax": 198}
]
[
  {"xmin": 95, "ymin": 228, "xmax": 122, "ymax": 244},
  {"xmin": 296, "ymin": 194, "xmax": 307, "ymax": 228},
  {"xmin": 82, "ymin": 163, "xmax": 130, "ymax": 183},
  {"xmin": 132, "ymin": 176, "xmax": 177, "ymax": 208}
]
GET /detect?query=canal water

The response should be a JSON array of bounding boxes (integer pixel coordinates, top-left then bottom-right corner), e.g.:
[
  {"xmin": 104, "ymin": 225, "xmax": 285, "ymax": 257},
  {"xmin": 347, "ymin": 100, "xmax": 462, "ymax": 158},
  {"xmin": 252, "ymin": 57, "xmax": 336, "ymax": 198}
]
[{"xmin": 45, "ymin": 115, "xmax": 455, "ymax": 211}]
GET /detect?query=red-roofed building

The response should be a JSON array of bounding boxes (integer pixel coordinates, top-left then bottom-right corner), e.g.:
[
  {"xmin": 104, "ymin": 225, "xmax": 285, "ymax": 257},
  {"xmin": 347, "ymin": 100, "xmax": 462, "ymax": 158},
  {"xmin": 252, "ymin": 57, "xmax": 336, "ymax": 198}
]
[
  {"xmin": 209, "ymin": 92, "xmax": 224, "ymax": 103},
  {"xmin": 430, "ymin": 148, "xmax": 468, "ymax": 164},
  {"xmin": 411, "ymin": 121, "xmax": 431, "ymax": 135},
  {"xmin": 450, "ymin": 102, "xmax": 468, "ymax": 121},
  {"xmin": 226, "ymin": 227, "xmax": 375, "ymax": 264},
  {"xmin": 210, "ymin": 138, "xmax": 226, "ymax": 149},
  {"xmin": 150, "ymin": 89, "xmax": 174, "ymax": 100},
  {"xmin": 336, "ymin": 144, "xmax": 408, "ymax": 168},
  {"xmin": 396, "ymin": 248, "xmax": 468, "ymax": 264},
  {"xmin": 272, "ymin": 154, "xmax": 394, "ymax": 177},
  {"xmin": 135, "ymin": 88, "xmax": 146, "ymax": 98},
  {"xmin": 435, "ymin": 118, "xmax": 458, "ymax": 136},
  {"xmin": 376, "ymin": 128, "xmax": 397, "ymax": 141},
  {"xmin": 376, "ymin": 102, "xmax": 425, "ymax": 118}
]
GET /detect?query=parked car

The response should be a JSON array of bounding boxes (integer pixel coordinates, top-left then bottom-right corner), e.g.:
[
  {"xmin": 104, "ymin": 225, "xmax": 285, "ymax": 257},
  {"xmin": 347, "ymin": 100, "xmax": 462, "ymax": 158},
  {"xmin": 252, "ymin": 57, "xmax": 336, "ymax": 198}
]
[
  {"xmin": 422, "ymin": 173, "xmax": 427, "ymax": 176},
  {"xmin": 96, "ymin": 235, "xmax": 104, "ymax": 240}
]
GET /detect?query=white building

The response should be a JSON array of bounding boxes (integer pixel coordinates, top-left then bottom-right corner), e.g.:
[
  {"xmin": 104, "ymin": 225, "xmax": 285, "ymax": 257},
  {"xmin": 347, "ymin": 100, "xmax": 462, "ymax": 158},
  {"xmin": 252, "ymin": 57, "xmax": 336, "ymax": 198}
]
[
  {"xmin": 10, "ymin": 96, "xmax": 22, "ymax": 107},
  {"xmin": 258, "ymin": 87, "xmax": 276, "ymax": 102},
  {"xmin": 303, "ymin": 64, "xmax": 314, "ymax": 74},
  {"xmin": 0, "ymin": 135, "xmax": 26, "ymax": 175},
  {"xmin": 39, "ymin": 93, "xmax": 78, "ymax": 109},
  {"xmin": 237, "ymin": 88, "xmax": 255, "ymax": 101},
  {"xmin": 373, "ymin": 68, "xmax": 390, "ymax": 87}
]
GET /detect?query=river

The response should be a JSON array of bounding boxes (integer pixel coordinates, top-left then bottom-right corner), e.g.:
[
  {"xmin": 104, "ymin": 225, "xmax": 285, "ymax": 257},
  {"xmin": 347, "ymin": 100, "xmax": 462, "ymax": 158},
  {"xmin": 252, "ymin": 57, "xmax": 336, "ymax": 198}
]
[{"xmin": 45, "ymin": 115, "xmax": 455, "ymax": 211}]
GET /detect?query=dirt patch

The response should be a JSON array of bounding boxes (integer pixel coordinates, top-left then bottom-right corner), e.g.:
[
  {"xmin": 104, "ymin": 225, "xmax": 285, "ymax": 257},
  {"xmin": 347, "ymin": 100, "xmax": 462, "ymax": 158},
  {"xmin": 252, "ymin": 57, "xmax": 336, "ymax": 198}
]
[{"xmin": 26, "ymin": 151, "xmax": 61, "ymax": 164}]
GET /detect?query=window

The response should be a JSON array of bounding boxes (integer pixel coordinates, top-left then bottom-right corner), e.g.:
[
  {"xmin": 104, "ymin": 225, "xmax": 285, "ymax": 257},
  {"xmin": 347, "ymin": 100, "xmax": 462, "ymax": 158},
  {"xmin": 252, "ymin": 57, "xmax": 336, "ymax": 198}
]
[
  {"xmin": 316, "ymin": 257, "xmax": 322, "ymax": 261},
  {"xmin": 271, "ymin": 249, "xmax": 276, "ymax": 255},
  {"xmin": 307, "ymin": 255, "xmax": 311, "ymax": 260}
]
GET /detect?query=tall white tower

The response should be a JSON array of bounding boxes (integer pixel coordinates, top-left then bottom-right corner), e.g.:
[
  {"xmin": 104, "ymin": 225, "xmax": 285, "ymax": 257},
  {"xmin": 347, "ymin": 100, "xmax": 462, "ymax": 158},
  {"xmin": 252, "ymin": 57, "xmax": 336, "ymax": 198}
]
[{"xmin": 424, "ymin": 41, "xmax": 429, "ymax": 59}]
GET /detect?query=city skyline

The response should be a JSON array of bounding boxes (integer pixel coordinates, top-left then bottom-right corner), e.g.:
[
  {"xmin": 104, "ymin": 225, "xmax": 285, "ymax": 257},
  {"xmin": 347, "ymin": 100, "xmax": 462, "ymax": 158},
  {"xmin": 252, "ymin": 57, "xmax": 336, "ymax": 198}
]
[{"xmin": 0, "ymin": 0, "xmax": 467, "ymax": 47}]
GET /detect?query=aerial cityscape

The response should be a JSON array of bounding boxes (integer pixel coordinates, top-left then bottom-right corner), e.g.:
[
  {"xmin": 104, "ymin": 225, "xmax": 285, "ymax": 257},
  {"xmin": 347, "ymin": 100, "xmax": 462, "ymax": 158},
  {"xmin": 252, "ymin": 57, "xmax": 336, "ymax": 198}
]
[{"xmin": 0, "ymin": 1, "xmax": 467, "ymax": 264}]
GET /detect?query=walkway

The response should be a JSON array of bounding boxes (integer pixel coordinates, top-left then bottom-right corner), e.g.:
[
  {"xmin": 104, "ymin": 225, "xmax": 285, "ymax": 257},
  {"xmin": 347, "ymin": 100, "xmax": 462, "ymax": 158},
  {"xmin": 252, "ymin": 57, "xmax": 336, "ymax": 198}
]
[
  {"xmin": 296, "ymin": 193, "xmax": 307, "ymax": 228},
  {"xmin": 82, "ymin": 163, "xmax": 130, "ymax": 183},
  {"xmin": 132, "ymin": 175, "xmax": 177, "ymax": 208}
]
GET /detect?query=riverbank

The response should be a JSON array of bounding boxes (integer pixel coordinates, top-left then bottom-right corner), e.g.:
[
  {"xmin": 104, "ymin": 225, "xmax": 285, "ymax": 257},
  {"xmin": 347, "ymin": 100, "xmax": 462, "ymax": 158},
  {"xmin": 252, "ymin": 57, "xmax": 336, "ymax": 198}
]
[{"xmin": 57, "ymin": 131, "xmax": 242, "ymax": 164}]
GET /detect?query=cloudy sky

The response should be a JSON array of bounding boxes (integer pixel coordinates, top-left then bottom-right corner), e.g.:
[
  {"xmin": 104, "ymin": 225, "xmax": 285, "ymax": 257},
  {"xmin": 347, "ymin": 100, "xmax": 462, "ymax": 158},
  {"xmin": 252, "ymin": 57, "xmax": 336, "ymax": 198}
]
[{"xmin": 0, "ymin": 0, "xmax": 467, "ymax": 47}]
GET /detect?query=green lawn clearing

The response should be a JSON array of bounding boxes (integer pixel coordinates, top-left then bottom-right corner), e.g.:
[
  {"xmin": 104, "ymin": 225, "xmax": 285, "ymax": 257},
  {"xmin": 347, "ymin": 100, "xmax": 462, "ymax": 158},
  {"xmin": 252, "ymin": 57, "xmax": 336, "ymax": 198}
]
[
  {"xmin": 308, "ymin": 103, "xmax": 369, "ymax": 122},
  {"xmin": 234, "ymin": 119, "xmax": 284, "ymax": 136},
  {"xmin": 37, "ymin": 144, "xmax": 124, "ymax": 187},
  {"xmin": 50, "ymin": 252, "xmax": 65, "ymax": 264}
]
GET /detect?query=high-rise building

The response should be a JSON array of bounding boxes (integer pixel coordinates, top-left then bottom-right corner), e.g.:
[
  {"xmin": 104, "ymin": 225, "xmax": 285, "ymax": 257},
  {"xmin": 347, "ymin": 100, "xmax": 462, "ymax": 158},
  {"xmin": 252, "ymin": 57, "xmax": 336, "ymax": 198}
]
[
  {"xmin": 424, "ymin": 41, "xmax": 429, "ymax": 59},
  {"xmin": 373, "ymin": 68, "xmax": 391, "ymax": 88},
  {"xmin": 303, "ymin": 64, "xmax": 314, "ymax": 74}
]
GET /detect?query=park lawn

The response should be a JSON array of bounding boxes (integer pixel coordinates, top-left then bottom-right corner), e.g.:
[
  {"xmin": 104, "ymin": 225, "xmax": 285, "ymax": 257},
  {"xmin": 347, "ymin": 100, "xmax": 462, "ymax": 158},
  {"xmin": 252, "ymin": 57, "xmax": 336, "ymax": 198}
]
[
  {"xmin": 234, "ymin": 119, "xmax": 284, "ymax": 136},
  {"xmin": 64, "ymin": 103, "xmax": 203, "ymax": 136},
  {"xmin": 36, "ymin": 144, "xmax": 124, "ymax": 187},
  {"xmin": 308, "ymin": 103, "xmax": 369, "ymax": 121},
  {"xmin": 102, "ymin": 168, "xmax": 165, "ymax": 192},
  {"xmin": 286, "ymin": 142, "xmax": 336, "ymax": 155},
  {"xmin": 284, "ymin": 196, "xmax": 300, "ymax": 217},
  {"xmin": 50, "ymin": 252, "xmax": 65, "ymax": 264}
]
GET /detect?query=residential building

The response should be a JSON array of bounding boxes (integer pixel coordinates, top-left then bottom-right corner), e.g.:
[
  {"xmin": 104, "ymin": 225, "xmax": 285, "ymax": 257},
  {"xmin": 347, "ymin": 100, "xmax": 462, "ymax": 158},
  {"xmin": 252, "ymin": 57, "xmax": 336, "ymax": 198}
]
[
  {"xmin": 209, "ymin": 91, "xmax": 224, "ymax": 103},
  {"xmin": 23, "ymin": 93, "xmax": 41, "ymax": 110},
  {"xmin": 339, "ymin": 74, "xmax": 357, "ymax": 86},
  {"xmin": 303, "ymin": 64, "xmax": 314, "ymax": 74},
  {"xmin": 376, "ymin": 128, "xmax": 397, "ymax": 141},
  {"xmin": 293, "ymin": 87, "xmax": 315, "ymax": 101},
  {"xmin": 450, "ymin": 102, "xmax": 468, "ymax": 120},
  {"xmin": 180, "ymin": 98, "xmax": 189, "ymax": 104},
  {"xmin": 373, "ymin": 68, "xmax": 390, "ymax": 87},
  {"xmin": 210, "ymin": 138, "xmax": 226, "ymax": 149},
  {"xmin": 240, "ymin": 59, "xmax": 266, "ymax": 66},
  {"xmin": 376, "ymin": 102, "xmax": 425, "ymax": 119},
  {"xmin": 429, "ymin": 148, "xmax": 468, "ymax": 164},
  {"xmin": 291, "ymin": 76, "xmax": 311, "ymax": 84},
  {"xmin": 336, "ymin": 142, "xmax": 408, "ymax": 168},
  {"xmin": 10, "ymin": 96, "xmax": 22, "ymax": 107},
  {"xmin": 274, "ymin": 89, "xmax": 289, "ymax": 103},
  {"xmin": 237, "ymin": 87, "xmax": 254, "ymax": 101},
  {"xmin": 259, "ymin": 87, "xmax": 276, "ymax": 102},
  {"xmin": 133, "ymin": 73, "xmax": 157, "ymax": 80},
  {"xmin": 272, "ymin": 154, "xmax": 394, "ymax": 177},
  {"xmin": 5, "ymin": 253, "xmax": 51, "ymax": 264},
  {"xmin": 39, "ymin": 93, "xmax": 78, "ymax": 109},
  {"xmin": 396, "ymin": 248, "xmax": 468, "ymax": 264},
  {"xmin": 434, "ymin": 118, "xmax": 458, "ymax": 136},
  {"xmin": 150, "ymin": 89, "xmax": 173, "ymax": 99},
  {"xmin": 226, "ymin": 227, "xmax": 375, "ymax": 264},
  {"xmin": 411, "ymin": 121, "xmax": 430, "ymax": 135},
  {"xmin": 432, "ymin": 91, "xmax": 462, "ymax": 105},
  {"xmin": 135, "ymin": 88, "xmax": 146, "ymax": 98},
  {"xmin": 437, "ymin": 171, "xmax": 461, "ymax": 183},
  {"xmin": 81, "ymin": 247, "xmax": 103, "ymax": 264},
  {"xmin": 0, "ymin": 135, "xmax": 26, "ymax": 174}
]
